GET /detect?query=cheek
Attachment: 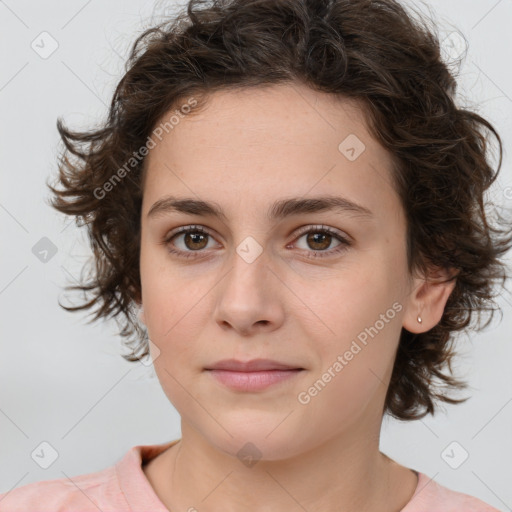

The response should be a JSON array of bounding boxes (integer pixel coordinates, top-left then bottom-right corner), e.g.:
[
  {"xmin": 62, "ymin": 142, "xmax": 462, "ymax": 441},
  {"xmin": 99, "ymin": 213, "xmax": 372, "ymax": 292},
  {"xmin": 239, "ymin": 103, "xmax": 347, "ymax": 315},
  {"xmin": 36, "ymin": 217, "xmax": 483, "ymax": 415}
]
[
  {"xmin": 140, "ymin": 247, "xmax": 202, "ymax": 335},
  {"xmin": 141, "ymin": 277, "xmax": 215, "ymax": 379},
  {"xmin": 296, "ymin": 291, "xmax": 403, "ymax": 426},
  {"xmin": 300, "ymin": 258, "xmax": 406, "ymax": 378}
]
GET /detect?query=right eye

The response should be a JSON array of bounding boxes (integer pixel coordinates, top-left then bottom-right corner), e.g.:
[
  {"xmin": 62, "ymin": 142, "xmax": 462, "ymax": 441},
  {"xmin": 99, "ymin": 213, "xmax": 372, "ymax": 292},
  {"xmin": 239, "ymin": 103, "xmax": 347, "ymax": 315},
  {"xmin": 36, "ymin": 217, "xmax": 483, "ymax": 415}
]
[{"xmin": 163, "ymin": 225, "xmax": 219, "ymax": 259}]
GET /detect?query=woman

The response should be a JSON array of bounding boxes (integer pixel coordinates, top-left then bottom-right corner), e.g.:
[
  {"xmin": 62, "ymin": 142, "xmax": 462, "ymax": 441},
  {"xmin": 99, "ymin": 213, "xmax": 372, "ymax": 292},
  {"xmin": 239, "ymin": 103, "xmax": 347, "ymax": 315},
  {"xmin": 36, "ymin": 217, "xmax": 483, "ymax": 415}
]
[{"xmin": 1, "ymin": 0, "xmax": 509, "ymax": 510}]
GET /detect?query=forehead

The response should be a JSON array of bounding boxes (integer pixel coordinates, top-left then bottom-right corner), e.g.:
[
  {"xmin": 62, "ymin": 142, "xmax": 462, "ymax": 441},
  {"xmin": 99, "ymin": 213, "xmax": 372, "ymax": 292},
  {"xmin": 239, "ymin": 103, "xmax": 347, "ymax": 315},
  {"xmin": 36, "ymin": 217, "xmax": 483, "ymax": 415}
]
[{"xmin": 141, "ymin": 83, "xmax": 400, "ymax": 223}]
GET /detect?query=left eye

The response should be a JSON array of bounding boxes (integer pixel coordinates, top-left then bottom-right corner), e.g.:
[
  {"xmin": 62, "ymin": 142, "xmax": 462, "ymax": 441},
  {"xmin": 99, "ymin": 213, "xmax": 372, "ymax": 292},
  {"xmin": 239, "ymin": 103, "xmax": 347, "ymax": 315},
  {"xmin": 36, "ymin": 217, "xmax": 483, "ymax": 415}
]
[
  {"xmin": 163, "ymin": 224, "xmax": 351, "ymax": 260},
  {"xmin": 293, "ymin": 227, "xmax": 344, "ymax": 252}
]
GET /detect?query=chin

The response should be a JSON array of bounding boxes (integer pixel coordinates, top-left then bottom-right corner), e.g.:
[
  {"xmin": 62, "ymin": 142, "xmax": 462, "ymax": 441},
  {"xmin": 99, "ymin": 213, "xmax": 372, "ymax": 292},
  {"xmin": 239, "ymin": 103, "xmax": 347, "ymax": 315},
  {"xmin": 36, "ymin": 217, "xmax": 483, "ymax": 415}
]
[{"xmin": 203, "ymin": 419, "xmax": 310, "ymax": 463}]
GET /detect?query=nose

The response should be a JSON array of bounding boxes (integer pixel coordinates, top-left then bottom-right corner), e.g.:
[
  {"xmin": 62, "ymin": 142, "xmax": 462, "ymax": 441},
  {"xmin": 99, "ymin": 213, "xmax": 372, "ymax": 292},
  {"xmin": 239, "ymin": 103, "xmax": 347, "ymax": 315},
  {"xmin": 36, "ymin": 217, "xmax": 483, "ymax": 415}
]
[{"xmin": 212, "ymin": 249, "xmax": 285, "ymax": 337}]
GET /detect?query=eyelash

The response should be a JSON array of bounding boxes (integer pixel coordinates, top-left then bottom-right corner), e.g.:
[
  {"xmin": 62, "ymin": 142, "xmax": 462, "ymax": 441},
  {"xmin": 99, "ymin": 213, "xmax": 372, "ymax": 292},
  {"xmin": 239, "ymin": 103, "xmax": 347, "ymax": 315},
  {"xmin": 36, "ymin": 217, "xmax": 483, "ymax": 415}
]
[{"xmin": 162, "ymin": 224, "xmax": 351, "ymax": 260}]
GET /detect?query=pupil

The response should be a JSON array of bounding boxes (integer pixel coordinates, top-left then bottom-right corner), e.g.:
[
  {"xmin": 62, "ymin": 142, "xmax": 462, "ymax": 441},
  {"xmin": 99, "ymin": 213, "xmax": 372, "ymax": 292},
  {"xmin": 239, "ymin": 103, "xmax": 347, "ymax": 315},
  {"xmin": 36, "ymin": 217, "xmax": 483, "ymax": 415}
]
[
  {"xmin": 308, "ymin": 232, "xmax": 330, "ymax": 250},
  {"xmin": 186, "ymin": 233, "xmax": 207, "ymax": 250}
]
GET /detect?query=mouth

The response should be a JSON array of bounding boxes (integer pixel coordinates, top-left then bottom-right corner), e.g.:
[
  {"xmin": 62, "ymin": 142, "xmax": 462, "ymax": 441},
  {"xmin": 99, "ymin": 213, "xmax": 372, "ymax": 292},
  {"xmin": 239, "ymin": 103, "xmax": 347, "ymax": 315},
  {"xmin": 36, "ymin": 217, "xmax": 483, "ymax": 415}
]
[
  {"xmin": 204, "ymin": 359, "xmax": 305, "ymax": 392},
  {"xmin": 204, "ymin": 358, "xmax": 305, "ymax": 372},
  {"xmin": 206, "ymin": 368, "xmax": 304, "ymax": 392}
]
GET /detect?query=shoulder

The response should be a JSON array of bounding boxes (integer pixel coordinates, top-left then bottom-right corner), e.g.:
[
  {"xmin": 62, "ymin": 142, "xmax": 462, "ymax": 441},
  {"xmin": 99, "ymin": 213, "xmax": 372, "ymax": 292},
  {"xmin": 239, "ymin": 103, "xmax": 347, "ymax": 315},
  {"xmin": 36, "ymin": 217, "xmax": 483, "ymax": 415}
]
[
  {"xmin": 0, "ymin": 441, "xmax": 178, "ymax": 512},
  {"xmin": 0, "ymin": 464, "xmax": 123, "ymax": 512},
  {"xmin": 404, "ymin": 472, "xmax": 501, "ymax": 512}
]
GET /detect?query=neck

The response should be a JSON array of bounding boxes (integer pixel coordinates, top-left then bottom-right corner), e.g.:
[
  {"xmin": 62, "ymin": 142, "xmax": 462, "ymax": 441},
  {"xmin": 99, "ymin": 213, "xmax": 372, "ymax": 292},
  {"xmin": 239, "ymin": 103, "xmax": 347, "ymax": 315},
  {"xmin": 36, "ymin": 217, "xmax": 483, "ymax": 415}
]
[{"xmin": 145, "ymin": 419, "xmax": 417, "ymax": 512}]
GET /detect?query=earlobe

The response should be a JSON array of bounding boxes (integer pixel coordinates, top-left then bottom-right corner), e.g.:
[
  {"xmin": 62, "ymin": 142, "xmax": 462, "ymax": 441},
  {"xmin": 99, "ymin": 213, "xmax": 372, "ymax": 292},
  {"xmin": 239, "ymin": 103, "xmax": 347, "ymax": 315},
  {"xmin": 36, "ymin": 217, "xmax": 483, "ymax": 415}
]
[{"xmin": 403, "ymin": 267, "xmax": 457, "ymax": 334}]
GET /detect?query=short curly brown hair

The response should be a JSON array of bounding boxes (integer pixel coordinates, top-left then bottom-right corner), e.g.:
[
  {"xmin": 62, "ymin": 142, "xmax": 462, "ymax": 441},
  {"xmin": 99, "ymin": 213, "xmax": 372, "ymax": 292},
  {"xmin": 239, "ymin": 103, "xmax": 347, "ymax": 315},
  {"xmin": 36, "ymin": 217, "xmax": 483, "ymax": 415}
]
[{"xmin": 47, "ymin": 0, "xmax": 512, "ymax": 421}]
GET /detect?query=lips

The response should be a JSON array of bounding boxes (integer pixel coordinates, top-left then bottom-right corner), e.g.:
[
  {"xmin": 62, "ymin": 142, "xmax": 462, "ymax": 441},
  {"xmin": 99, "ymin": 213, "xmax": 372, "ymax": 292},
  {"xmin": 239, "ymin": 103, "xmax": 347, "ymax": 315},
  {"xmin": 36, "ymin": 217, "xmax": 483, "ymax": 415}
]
[
  {"xmin": 204, "ymin": 358, "xmax": 304, "ymax": 372},
  {"xmin": 204, "ymin": 359, "xmax": 305, "ymax": 392}
]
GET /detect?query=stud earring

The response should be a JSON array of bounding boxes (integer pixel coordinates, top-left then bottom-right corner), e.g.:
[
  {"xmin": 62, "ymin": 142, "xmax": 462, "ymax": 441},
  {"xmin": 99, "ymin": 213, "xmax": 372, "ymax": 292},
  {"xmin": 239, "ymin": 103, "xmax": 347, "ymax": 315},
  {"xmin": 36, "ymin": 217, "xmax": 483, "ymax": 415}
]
[{"xmin": 417, "ymin": 315, "xmax": 422, "ymax": 324}]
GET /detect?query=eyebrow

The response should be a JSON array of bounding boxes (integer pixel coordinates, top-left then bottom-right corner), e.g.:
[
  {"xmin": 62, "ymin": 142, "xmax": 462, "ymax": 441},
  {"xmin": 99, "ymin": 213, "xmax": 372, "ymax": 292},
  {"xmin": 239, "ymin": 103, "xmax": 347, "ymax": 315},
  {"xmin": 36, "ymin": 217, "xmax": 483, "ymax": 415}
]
[{"xmin": 147, "ymin": 195, "xmax": 374, "ymax": 222}]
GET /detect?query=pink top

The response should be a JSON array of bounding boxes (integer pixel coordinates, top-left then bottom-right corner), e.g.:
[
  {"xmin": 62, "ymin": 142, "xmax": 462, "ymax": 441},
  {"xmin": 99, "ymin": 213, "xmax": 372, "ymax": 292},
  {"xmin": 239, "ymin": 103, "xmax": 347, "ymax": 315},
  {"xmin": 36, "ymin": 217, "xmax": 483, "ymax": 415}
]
[{"xmin": 0, "ymin": 439, "xmax": 500, "ymax": 511}]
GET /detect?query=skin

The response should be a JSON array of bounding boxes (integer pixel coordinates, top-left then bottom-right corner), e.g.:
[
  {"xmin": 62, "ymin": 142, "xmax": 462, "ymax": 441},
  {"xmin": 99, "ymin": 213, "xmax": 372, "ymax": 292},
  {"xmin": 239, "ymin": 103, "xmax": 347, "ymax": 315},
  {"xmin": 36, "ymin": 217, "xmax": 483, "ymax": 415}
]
[{"xmin": 137, "ymin": 82, "xmax": 456, "ymax": 512}]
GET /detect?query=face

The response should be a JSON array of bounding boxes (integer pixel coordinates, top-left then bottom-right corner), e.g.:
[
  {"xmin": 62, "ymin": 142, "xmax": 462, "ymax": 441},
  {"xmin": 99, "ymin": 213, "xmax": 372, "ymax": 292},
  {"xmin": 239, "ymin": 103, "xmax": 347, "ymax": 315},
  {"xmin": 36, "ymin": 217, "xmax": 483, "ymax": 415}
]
[{"xmin": 139, "ymin": 83, "xmax": 417, "ymax": 460}]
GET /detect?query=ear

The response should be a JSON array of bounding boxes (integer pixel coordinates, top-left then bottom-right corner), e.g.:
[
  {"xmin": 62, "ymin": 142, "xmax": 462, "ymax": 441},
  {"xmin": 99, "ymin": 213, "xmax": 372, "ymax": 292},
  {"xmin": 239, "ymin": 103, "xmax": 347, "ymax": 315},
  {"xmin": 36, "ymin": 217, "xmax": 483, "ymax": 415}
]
[{"xmin": 402, "ymin": 265, "xmax": 458, "ymax": 334}]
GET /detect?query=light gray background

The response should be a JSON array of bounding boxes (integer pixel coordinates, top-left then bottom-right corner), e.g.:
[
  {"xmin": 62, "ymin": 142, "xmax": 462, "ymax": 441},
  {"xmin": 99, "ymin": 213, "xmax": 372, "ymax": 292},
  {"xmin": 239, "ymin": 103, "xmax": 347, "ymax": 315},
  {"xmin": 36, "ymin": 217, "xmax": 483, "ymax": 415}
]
[{"xmin": 1, "ymin": 0, "xmax": 511, "ymax": 509}]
